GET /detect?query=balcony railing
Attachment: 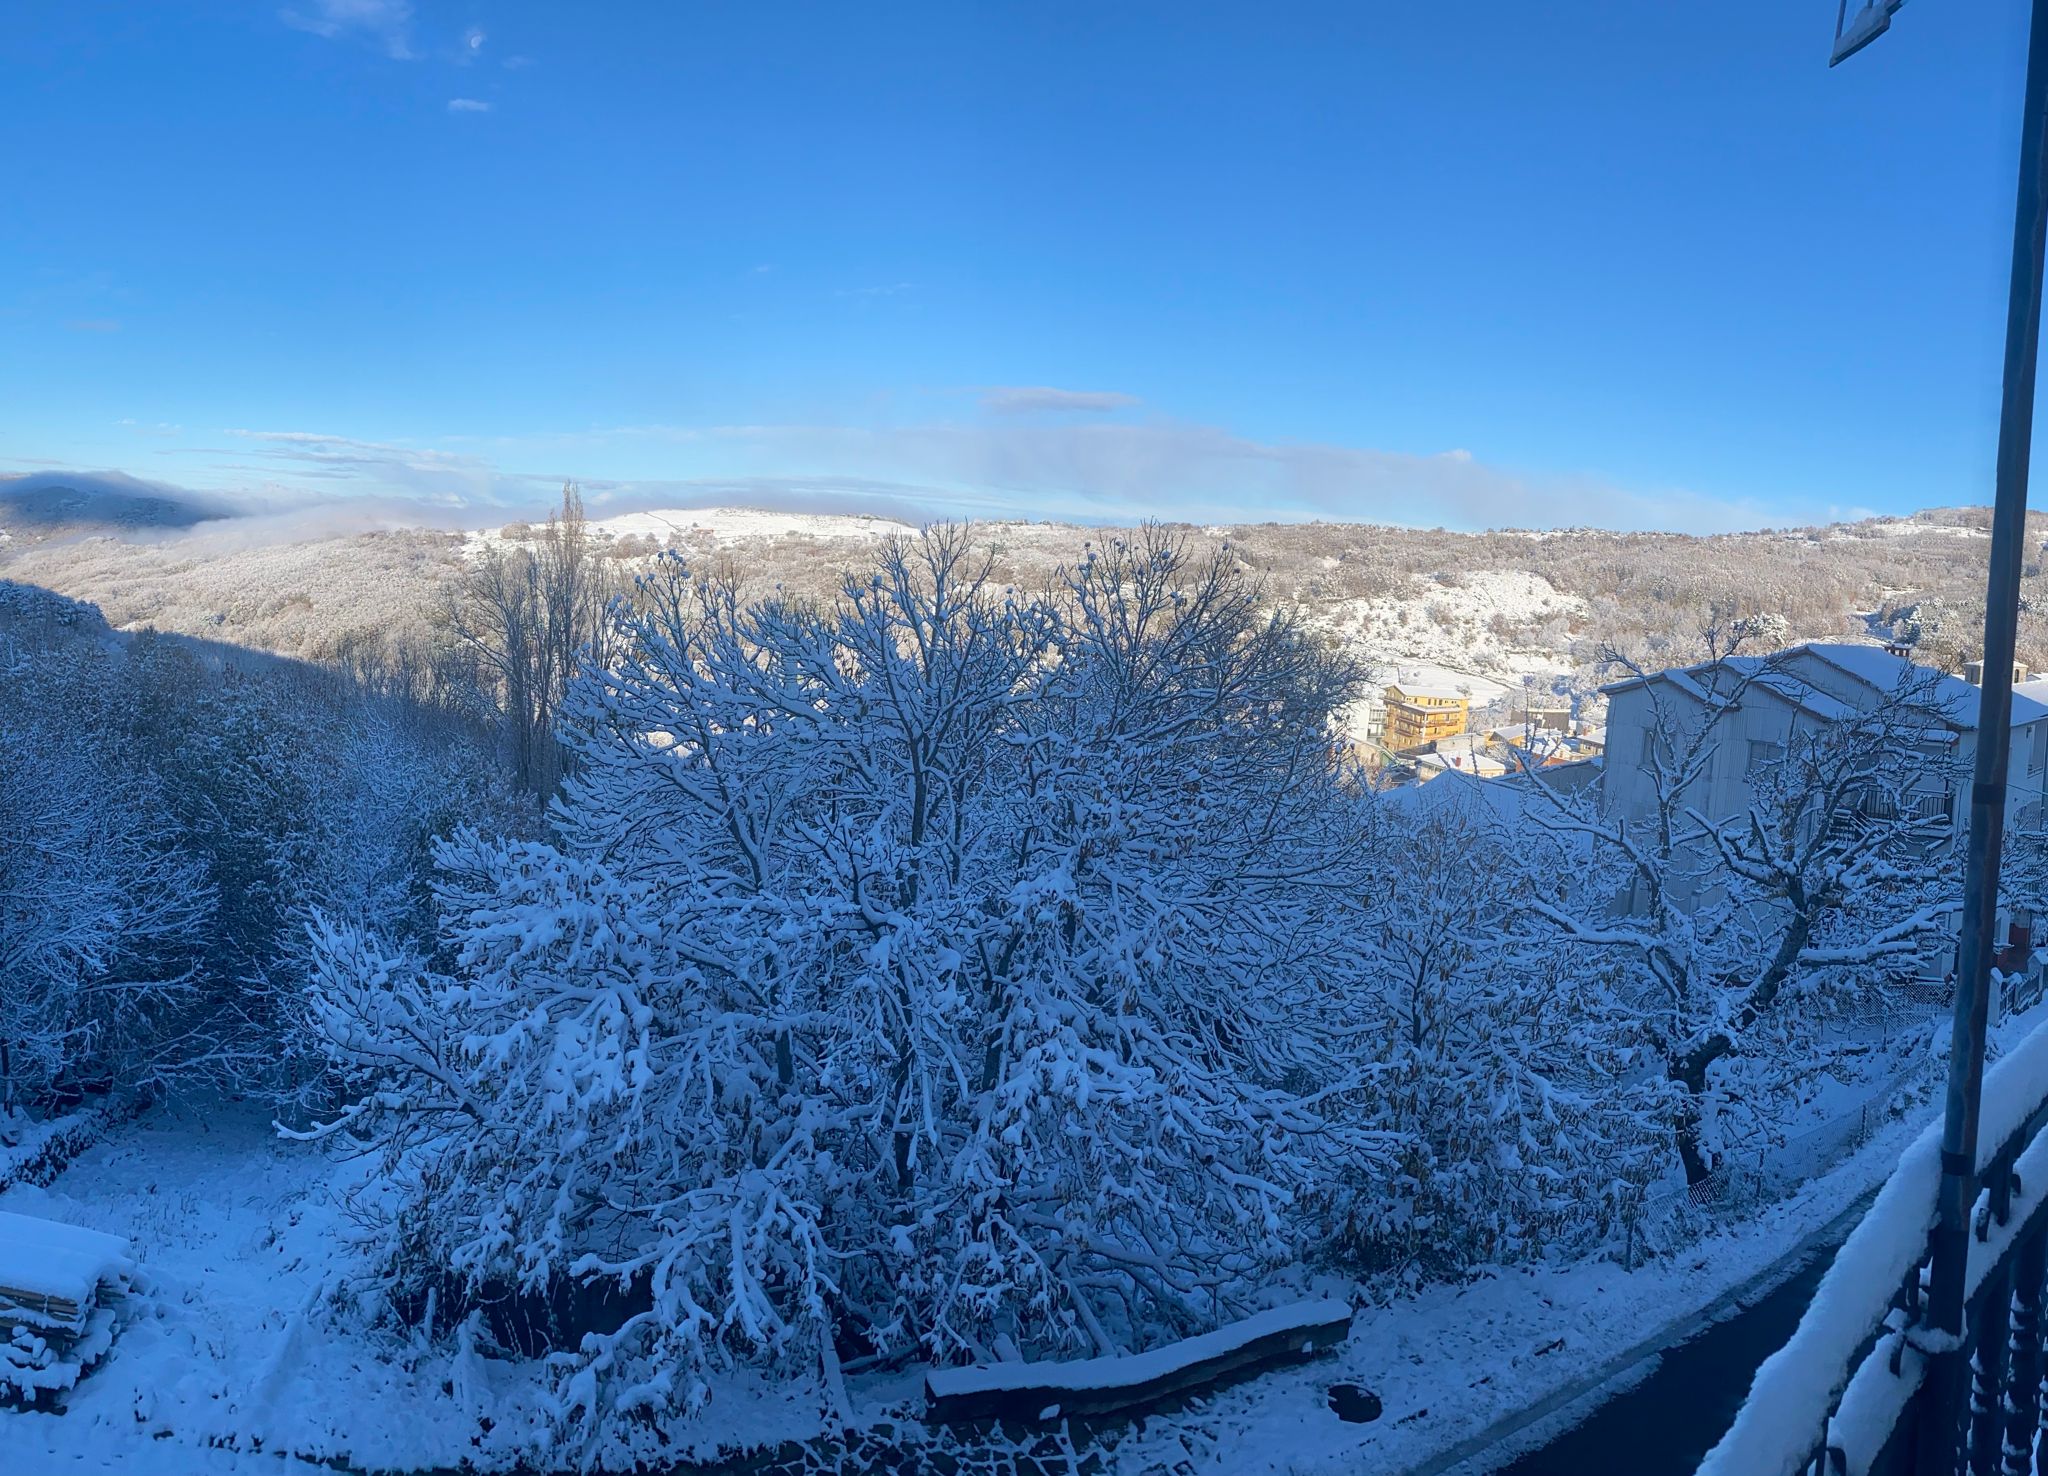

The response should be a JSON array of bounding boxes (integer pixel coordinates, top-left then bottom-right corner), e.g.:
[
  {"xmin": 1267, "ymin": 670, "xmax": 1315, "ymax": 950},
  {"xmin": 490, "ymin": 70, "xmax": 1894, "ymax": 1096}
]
[{"xmin": 1698, "ymin": 1022, "xmax": 2048, "ymax": 1476}]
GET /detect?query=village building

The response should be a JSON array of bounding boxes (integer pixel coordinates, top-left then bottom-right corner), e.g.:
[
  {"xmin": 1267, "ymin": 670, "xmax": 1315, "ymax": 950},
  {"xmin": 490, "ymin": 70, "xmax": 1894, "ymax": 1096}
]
[
  {"xmin": 1600, "ymin": 641, "xmax": 2048, "ymax": 836},
  {"xmin": 1408, "ymin": 731, "xmax": 1509, "ymax": 782},
  {"xmin": 1380, "ymin": 680, "xmax": 1471, "ymax": 751}
]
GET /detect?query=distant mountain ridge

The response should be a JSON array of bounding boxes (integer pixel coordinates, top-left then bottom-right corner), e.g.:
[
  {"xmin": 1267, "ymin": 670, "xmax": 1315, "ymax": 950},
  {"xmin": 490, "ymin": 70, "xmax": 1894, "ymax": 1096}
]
[
  {"xmin": 0, "ymin": 491, "xmax": 2039, "ymax": 725},
  {"xmin": 0, "ymin": 472, "xmax": 243, "ymax": 540}
]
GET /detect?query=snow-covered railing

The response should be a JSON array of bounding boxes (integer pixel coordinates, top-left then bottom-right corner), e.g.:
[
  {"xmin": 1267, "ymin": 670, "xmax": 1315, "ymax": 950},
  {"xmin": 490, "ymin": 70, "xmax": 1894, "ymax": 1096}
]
[
  {"xmin": 1696, "ymin": 1022, "xmax": 2048, "ymax": 1476},
  {"xmin": 924, "ymin": 1299, "xmax": 1352, "ymax": 1425}
]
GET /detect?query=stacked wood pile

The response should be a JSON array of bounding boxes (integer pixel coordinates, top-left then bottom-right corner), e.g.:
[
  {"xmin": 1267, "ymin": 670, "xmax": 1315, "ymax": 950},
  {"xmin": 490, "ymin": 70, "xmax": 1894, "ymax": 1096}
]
[{"xmin": 0, "ymin": 1209, "xmax": 134, "ymax": 1408}]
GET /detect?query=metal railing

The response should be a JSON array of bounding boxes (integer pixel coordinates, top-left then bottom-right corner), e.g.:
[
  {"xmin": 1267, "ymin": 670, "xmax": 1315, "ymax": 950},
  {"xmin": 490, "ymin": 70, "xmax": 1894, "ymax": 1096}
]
[
  {"xmin": 1696, "ymin": 1023, "xmax": 2048, "ymax": 1476},
  {"xmin": 1702, "ymin": 0, "xmax": 2048, "ymax": 1468}
]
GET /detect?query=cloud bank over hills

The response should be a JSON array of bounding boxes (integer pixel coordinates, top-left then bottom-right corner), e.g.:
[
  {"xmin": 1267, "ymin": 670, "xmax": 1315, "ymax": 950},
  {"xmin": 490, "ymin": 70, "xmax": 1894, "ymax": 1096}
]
[
  {"xmin": 7, "ymin": 385, "xmax": 1818, "ymax": 539},
  {"xmin": 6, "ymin": 407, "xmax": 1798, "ymax": 539}
]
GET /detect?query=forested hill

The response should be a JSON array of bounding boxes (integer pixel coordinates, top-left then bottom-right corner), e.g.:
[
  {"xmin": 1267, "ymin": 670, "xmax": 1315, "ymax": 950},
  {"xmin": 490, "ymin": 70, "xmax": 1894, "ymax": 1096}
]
[{"xmin": 2, "ymin": 491, "xmax": 2042, "ymax": 709}]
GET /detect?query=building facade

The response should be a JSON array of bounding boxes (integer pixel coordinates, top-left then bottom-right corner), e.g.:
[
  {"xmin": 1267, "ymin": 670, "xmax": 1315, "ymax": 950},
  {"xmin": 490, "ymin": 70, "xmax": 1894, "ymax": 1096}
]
[
  {"xmin": 1599, "ymin": 642, "xmax": 2048, "ymax": 836},
  {"xmin": 1381, "ymin": 682, "xmax": 1470, "ymax": 752}
]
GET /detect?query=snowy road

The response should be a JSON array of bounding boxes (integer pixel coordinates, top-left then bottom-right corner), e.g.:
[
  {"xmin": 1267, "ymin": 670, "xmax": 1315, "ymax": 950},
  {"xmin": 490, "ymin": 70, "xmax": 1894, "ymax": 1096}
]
[{"xmin": 1481, "ymin": 1225, "xmax": 1843, "ymax": 1476}]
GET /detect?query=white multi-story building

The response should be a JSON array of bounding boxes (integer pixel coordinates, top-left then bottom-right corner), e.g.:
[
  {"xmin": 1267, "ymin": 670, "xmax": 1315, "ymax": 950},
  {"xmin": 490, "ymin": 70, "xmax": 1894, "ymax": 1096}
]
[{"xmin": 1600, "ymin": 642, "xmax": 2048, "ymax": 833}]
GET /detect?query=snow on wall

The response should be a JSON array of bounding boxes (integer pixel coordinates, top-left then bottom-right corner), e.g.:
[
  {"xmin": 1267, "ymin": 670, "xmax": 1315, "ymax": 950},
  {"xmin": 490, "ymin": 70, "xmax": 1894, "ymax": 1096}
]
[
  {"xmin": 1696, "ymin": 1018, "xmax": 2048, "ymax": 1476},
  {"xmin": 925, "ymin": 1300, "xmax": 1352, "ymax": 1400}
]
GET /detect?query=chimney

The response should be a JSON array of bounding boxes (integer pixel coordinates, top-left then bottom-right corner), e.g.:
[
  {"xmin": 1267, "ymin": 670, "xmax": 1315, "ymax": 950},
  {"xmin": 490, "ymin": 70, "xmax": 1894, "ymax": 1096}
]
[{"xmin": 1965, "ymin": 658, "xmax": 2029, "ymax": 686}]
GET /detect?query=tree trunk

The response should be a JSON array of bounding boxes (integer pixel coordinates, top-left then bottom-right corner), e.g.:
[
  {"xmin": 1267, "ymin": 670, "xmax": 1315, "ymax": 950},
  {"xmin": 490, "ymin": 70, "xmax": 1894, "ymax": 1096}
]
[{"xmin": 1669, "ymin": 1051, "xmax": 1718, "ymax": 1188}]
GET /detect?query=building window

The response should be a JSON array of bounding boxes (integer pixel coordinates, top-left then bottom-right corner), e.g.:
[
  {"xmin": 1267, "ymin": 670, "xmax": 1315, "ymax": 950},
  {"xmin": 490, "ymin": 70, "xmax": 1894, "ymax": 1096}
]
[{"xmin": 1747, "ymin": 740, "xmax": 1785, "ymax": 776}]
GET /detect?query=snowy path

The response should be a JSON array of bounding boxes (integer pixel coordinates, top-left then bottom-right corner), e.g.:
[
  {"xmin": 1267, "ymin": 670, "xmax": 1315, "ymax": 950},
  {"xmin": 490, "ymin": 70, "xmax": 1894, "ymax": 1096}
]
[
  {"xmin": 1419, "ymin": 1190, "xmax": 1868, "ymax": 1476},
  {"xmin": 1113, "ymin": 1092, "xmax": 1938, "ymax": 1475},
  {"xmin": 1482, "ymin": 1238, "xmax": 1840, "ymax": 1476}
]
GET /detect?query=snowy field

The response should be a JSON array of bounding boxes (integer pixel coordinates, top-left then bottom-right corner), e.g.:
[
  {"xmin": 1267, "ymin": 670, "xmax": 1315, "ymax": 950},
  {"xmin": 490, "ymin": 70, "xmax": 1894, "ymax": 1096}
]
[
  {"xmin": 0, "ymin": 1032, "xmax": 1960, "ymax": 1476},
  {"xmin": 1305, "ymin": 569, "xmax": 1585, "ymax": 695},
  {"xmin": 0, "ymin": 1104, "xmax": 829, "ymax": 1474}
]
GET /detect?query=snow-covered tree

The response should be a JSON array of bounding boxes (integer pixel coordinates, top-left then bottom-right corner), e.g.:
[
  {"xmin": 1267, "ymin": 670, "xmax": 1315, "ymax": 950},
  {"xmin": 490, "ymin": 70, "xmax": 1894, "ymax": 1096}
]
[
  {"xmin": 450, "ymin": 483, "xmax": 616, "ymax": 797},
  {"xmin": 302, "ymin": 527, "xmax": 1391, "ymax": 1456},
  {"xmin": 1520, "ymin": 649, "xmax": 1964, "ymax": 1185},
  {"xmin": 0, "ymin": 639, "xmax": 214, "ymax": 1112},
  {"xmin": 1337, "ymin": 789, "xmax": 1668, "ymax": 1275}
]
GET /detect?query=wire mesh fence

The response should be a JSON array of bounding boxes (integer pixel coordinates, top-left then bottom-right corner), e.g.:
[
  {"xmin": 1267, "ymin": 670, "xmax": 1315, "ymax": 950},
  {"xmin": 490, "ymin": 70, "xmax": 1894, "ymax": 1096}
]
[{"xmin": 1617, "ymin": 1052, "xmax": 1937, "ymax": 1266}]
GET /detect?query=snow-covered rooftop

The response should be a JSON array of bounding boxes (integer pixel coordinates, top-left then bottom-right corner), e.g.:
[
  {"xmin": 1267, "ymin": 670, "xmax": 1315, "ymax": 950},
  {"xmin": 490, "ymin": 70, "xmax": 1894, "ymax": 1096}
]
[
  {"xmin": 1798, "ymin": 642, "xmax": 2048, "ymax": 728},
  {"xmin": 1602, "ymin": 642, "xmax": 2048, "ymax": 730},
  {"xmin": 1387, "ymin": 681, "xmax": 1471, "ymax": 702}
]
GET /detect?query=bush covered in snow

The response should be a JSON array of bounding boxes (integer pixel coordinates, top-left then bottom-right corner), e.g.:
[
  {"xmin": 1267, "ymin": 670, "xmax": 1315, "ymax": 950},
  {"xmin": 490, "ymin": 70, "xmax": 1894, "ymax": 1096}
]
[
  {"xmin": 301, "ymin": 529, "xmax": 1414, "ymax": 1454},
  {"xmin": 0, "ymin": 580, "xmax": 518, "ymax": 1118}
]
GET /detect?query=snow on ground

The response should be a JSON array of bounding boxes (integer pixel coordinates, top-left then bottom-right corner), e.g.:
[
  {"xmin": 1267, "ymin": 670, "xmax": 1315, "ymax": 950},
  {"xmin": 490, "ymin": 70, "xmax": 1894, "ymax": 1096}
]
[
  {"xmin": 467, "ymin": 506, "xmax": 921, "ymax": 551},
  {"xmin": 1112, "ymin": 1103, "xmax": 1929, "ymax": 1475},
  {"xmin": 1308, "ymin": 570, "xmax": 1584, "ymax": 694},
  {"xmin": 1, "ymin": 1021, "xmax": 1993, "ymax": 1476},
  {"xmin": 0, "ymin": 1102, "xmax": 824, "ymax": 1474},
  {"xmin": 1114, "ymin": 1009, "xmax": 2043, "ymax": 1476},
  {"xmin": 1848, "ymin": 519, "xmax": 1991, "ymax": 542}
]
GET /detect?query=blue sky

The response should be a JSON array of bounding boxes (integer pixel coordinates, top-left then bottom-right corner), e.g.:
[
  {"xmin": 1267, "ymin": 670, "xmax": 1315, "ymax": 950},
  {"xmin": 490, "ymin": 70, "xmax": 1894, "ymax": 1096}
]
[{"xmin": 0, "ymin": 1, "xmax": 2036, "ymax": 531}]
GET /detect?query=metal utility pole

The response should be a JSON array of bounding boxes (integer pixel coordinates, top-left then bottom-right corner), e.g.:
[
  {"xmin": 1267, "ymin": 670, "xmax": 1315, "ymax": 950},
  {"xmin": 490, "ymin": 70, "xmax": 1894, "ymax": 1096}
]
[{"xmin": 1904, "ymin": 0, "xmax": 2048, "ymax": 1463}]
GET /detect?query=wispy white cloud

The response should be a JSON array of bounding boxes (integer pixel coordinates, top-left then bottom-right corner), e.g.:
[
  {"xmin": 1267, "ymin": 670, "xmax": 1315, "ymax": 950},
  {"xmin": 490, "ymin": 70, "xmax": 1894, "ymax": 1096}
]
[
  {"xmin": 207, "ymin": 416, "xmax": 1784, "ymax": 534},
  {"xmin": 280, "ymin": 0, "xmax": 415, "ymax": 59},
  {"xmin": 65, "ymin": 318, "xmax": 121, "ymax": 333},
  {"xmin": 837, "ymin": 282, "xmax": 914, "ymax": 300},
  {"xmin": 981, "ymin": 386, "xmax": 1140, "ymax": 415},
  {"xmin": 446, "ymin": 97, "xmax": 490, "ymax": 113},
  {"xmin": 221, "ymin": 428, "xmax": 504, "ymax": 505}
]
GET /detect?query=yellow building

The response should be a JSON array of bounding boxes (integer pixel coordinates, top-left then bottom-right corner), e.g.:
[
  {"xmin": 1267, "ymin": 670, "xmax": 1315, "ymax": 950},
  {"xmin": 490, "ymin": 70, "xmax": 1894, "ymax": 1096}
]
[{"xmin": 1381, "ymin": 682, "xmax": 1470, "ymax": 752}]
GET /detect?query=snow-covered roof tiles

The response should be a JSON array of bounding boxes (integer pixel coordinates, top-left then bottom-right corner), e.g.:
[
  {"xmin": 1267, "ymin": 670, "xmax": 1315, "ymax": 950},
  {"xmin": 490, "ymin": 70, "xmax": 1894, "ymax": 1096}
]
[
  {"xmin": 1601, "ymin": 642, "xmax": 2048, "ymax": 730},
  {"xmin": 1386, "ymin": 681, "xmax": 1469, "ymax": 702},
  {"xmin": 1798, "ymin": 642, "xmax": 2048, "ymax": 728}
]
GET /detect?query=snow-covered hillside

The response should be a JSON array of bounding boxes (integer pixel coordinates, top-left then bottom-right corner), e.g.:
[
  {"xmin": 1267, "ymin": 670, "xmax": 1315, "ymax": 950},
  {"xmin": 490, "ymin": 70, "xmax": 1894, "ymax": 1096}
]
[
  {"xmin": 470, "ymin": 505, "xmax": 922, "ymax": 550},
  {"xmin": 1307, "ymin": 569, "xmax": 1588, "ymax": 740}
]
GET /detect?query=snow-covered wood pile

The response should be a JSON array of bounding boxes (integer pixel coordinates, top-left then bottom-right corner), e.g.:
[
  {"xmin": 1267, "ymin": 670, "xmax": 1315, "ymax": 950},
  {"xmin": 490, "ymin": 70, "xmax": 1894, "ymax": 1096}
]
[
  {"xmin": 0, "ymin": 1210, "xmax": 134, "ymax": 1405},
  {"xmin": 924, "ymin": 1299, "xmax": 1353, "ymax": 1425}
]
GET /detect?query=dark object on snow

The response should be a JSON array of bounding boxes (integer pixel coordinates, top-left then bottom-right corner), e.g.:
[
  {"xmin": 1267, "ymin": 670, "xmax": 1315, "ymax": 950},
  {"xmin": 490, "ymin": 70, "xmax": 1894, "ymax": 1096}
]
[
  {"xmin": 1327, "ymin": 1381, "xmax": 1382, "ymax": 1423},
  {"xmin": 924, "ymin": 1299, "xmax": 1352, "ymax": 1426}
]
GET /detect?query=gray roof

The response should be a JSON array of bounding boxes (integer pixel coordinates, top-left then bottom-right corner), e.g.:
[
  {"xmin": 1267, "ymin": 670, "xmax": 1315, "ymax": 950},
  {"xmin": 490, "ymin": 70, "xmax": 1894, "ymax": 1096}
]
[
  {"xmin": 1798, "ymin": 643, "xmax": 2048, "ymax": 728},
  {"xmin": 1601, "ymin": 642, "xmax": 2048, "ymax": 730}
]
